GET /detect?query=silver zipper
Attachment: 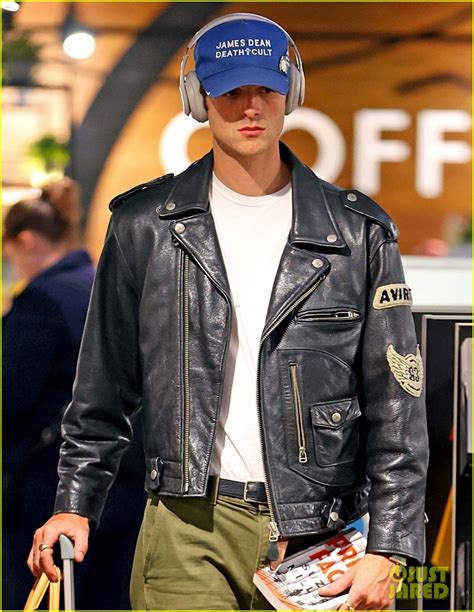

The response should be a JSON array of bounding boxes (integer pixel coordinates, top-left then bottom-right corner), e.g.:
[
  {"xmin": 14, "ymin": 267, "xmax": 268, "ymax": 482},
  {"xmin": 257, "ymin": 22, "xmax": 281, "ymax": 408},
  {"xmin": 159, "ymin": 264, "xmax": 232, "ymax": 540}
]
[
  {"xmin": 256, "ymin": 273, "xmax": 327, "ymax": 549},
  {"xmin": 289, "ymin": 363, "xmax": 307, "ymax": 463},
  {"xmin": 174, "ymin": 228, "xmax": 326, "ymax": 542},
  {"xmin": 173, "ymin": 232, "xmax": 233, "ymax": 496},
  {"xmin": 181, "ymin": 251, "xmax": 191, "ymax": 493},
  {"xmin": 296, "ymin": 309, "xmax": 360, "ymax": 322}
]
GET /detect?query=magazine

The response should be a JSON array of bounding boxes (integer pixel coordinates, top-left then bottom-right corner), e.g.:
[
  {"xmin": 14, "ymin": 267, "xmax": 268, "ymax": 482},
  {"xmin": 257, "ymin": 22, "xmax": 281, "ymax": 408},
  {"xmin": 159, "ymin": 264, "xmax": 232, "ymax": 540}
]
[{"xmin": 253, "ymin": 527, "xmax": 367, "ymax": 610}]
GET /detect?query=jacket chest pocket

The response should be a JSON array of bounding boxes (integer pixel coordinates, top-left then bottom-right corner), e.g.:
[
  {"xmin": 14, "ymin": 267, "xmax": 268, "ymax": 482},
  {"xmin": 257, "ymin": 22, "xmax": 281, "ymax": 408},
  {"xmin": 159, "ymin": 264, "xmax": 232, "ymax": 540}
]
[
  {"xmin": 310, "ymin": 398, "xmax": 361, "ymax": 467},
  {"xmin": 279, "ymin": 351, "xmax": 361, "ymax": 487},
  {"xmin": 295, "ymin": 308, "xmax": 361, "ymax": 324}
]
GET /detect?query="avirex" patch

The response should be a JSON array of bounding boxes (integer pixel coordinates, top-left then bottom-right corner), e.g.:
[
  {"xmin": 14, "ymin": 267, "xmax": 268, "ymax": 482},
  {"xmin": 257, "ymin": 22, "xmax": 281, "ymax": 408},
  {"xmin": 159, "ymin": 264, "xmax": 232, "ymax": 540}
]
[
  {"xmin": 373, "ymin": 283, "xmax": 412, "ymax": 309},
  {"xmin": 386, "ymin": 344, "xmax": 423, "ymax": 397}
]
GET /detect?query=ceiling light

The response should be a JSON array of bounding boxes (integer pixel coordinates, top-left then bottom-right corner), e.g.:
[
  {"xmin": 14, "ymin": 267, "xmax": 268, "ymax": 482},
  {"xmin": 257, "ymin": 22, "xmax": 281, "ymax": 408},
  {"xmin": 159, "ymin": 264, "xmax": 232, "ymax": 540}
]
[
  {"xmin": 62, "ymin": 5, "xmax": 95, "ymax": 60},
  {"xmin": 63, "ymin": 31, "xmax": 95, "ymax": 60},
  {"xmin": 2, "ymin": 2, "xmax": 20, "ymax": 11}
]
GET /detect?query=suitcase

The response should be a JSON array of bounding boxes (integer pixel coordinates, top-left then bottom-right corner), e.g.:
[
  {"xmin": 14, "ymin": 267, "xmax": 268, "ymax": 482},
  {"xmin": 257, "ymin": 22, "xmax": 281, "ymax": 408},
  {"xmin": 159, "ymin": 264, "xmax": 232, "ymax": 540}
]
[{"xmin": 24, "ymin": 535, "xmax": 75, "ymax": 611}]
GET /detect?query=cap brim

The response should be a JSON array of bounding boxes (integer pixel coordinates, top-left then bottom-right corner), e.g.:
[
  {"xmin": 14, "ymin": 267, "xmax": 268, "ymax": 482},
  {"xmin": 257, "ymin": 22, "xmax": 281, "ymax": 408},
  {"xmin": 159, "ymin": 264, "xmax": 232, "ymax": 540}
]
[{"xmin": 202, "ymin": 66, "xmax": 289, "ymax": 97}]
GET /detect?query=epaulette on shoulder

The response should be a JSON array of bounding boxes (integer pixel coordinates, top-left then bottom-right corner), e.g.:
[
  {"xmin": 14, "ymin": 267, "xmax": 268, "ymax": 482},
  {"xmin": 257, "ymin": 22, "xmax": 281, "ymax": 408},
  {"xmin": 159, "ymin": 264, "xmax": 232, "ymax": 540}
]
[
  {"xmin": 342, "ymin": 189, "xmax": 399, "ymax": 240},
  {"xmin": 109, "ymin": 173, "xmax": 174, "ymax": 211}
]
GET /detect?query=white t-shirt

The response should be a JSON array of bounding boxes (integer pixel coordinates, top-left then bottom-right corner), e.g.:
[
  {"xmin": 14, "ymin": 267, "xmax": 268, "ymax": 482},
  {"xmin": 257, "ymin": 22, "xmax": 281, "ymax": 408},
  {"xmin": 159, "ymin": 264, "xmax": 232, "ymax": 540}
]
[{"xmin": 209, "ymin": 173, "xmax": 292, "ymax": 482}]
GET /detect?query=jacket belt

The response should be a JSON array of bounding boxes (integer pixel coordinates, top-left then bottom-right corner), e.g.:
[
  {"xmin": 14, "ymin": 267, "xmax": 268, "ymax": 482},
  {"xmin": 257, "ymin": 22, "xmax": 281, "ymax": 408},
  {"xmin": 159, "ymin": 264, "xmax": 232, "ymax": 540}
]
[{"xmin": 207, "ymin": 476, "xmax": 267, "ymax": 505}]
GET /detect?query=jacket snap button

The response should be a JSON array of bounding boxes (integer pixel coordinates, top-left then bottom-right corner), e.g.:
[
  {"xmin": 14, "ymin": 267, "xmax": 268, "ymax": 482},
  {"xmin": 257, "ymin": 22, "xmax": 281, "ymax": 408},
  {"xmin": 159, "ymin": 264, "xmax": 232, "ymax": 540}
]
[
  {"xmin": 150, "ymin": 469, "xmax": 158, "ymax": 480},
  {"xmin": 331, "ymin": 411, "xmax": 342, "ymax": 423},
  {"xmin": 347, "ymin": 192, "xmax": 358, "ymax": 202},
  {"xmin": 326, "ymin": 234, "xmax": 338, "ymax": 243},
  {"xmin": 329, "ymin": 510, "xmax": 339, "ymax": 521},
  {"xmin": 312, "ymin": 258, "xmax": 323, "ymax": 269},
  {"xmin": 175, "ymin": 222, "xmax": 186, "ymax": 234},
  {"xmin": 166, "ymin": 202, "xmax": 176, "ymax": 211}
]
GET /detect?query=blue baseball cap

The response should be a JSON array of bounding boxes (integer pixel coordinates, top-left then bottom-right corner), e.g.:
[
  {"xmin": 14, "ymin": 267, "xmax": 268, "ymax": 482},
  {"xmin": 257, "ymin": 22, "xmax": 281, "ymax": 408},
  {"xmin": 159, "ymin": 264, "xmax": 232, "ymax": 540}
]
[{"xmin": 194, "ymin": 18, "xmax": 291, "ymax": 97}]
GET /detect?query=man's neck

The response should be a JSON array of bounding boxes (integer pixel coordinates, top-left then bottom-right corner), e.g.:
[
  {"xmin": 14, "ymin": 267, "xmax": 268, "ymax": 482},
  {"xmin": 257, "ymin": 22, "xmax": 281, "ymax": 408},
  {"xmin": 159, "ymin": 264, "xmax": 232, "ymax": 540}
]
[
  {"xmin": 212, "ymin": 143, "xmax": 291, "ymax": 196},
  {"xmin": 24, "ymin": 245, "xmax": 70, "ymax": 283}
]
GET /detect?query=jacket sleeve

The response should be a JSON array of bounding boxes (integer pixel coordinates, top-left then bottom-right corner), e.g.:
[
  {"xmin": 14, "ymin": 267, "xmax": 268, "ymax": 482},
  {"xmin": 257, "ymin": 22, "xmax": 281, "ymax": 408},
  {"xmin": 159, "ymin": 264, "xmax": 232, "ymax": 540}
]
[
  {"xmin": 361, "ymin": 223, "xmax": 429, "ymax": 564},
  {"xmin": 55, "ymin": 216, "xmax": 142, "ymax": 525}
]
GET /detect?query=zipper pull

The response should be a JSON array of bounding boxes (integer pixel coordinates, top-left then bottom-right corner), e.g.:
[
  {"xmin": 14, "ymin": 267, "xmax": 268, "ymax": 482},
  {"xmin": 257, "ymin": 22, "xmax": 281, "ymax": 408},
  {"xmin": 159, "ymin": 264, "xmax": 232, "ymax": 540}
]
[
  {"xmin": 268, "ymin": 521, "xmax": 280, "ymax": 541},
  {"xmin": 267, "ymin": 521, "xmax": 281, "ymax": 561},
  {"xmin": 298, "ymin": 448, "xmax": 308, "ymax": 463}
]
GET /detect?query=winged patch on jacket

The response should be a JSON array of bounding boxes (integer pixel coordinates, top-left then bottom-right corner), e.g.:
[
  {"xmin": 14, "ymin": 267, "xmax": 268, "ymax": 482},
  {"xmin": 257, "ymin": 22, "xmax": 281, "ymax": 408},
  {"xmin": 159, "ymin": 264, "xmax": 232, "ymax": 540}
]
[{"xmin": 386, "ymin": 344, "xmax": 423, "ymax": 397}]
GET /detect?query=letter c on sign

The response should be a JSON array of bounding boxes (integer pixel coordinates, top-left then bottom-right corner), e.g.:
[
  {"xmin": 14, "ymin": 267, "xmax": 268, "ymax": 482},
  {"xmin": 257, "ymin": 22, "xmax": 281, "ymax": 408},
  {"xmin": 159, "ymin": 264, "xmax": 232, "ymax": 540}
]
[
  {"xmin": 283, "ymin": 108, "xmax": 345, "ymax": 181},
  {"xmin": 159, "ymin": 108, "xmax": 346, "ymax": 181}
]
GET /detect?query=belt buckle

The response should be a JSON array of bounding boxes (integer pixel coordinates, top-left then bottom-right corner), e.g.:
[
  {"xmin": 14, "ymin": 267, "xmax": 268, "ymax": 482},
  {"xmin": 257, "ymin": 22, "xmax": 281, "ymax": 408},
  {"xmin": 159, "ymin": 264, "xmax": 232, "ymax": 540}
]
[
  {"xmin": 243, "ymin": 481, "xmax": 252, "ymax": 503},
  {"xmin": 243, "ymin": 481, "xmax": 258, "ymax": 503}
]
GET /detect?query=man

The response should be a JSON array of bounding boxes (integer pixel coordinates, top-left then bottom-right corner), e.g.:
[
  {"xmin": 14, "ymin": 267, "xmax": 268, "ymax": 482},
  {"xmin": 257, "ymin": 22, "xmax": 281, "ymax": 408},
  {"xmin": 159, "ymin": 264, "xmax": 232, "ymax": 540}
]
[{"xmin": 29, "ymin": 13, "xmax": 428, "ymax": 610}]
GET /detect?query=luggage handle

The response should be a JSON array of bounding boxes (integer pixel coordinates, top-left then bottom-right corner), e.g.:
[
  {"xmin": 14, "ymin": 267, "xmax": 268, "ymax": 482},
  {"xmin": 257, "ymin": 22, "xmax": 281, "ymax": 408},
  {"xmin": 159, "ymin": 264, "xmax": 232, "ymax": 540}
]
[
  {"xmin": 59, "ymin": 535, "xmax": 75, "ymax": 611},
  {"xmin": 24, "ymin": 535, "xmax": 75, "ymax": 611}
]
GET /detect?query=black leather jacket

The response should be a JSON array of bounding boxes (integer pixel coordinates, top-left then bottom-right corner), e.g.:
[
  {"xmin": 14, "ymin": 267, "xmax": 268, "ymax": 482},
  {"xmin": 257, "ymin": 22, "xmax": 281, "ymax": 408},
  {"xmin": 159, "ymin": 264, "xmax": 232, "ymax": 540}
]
[{"xmin": 55, "ymin": 145, "xmax": 428, "ymax": 563}]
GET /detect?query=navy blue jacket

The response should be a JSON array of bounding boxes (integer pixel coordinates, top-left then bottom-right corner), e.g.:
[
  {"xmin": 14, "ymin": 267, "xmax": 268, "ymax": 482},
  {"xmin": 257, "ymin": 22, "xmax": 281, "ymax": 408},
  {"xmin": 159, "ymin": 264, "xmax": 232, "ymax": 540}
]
[
  {"xmin": 3, "ymin": 249, "xmax": 95, "ymax": 510},
  {"xmin": 3, "ymin": 249, "xmax": 146, "ymax": 610}
]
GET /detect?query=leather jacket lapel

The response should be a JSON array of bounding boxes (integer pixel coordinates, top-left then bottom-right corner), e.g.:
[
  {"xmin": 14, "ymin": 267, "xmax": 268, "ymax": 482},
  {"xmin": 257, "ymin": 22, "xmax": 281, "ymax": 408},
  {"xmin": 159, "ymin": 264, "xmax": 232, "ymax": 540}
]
[
  {"xmin": 159, "ymin": 151, "xmax": 213, "ymax": 218},
  {"xmin": 281, "ymin": 143, "xmax": 347, "ymax": 250},
  {"xmin": 160, "ymin": 145, "xmax": 348, "ymax": 329},
  {"xmin": 262, "ymin": 246, "xmax": 330, "ymax": 339},
  {"xmin": 159, "ymin": 151, "xmax": 231, "ymax": 301},
  {"xmin": 169, "ymin": 213, "xmax": 231, "ymax": 302},
  {"xmin": 262, "ymin": 145, "xmax": 346, "ymax": 335}
]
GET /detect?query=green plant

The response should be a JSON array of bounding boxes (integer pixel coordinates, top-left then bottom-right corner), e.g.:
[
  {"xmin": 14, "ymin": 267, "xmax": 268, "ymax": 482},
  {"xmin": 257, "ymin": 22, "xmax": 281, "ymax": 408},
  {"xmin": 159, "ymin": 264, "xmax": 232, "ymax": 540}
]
[
  {"xmin": 2, "ymin": 32, "xmax": 42, "ymax": 83},
  {"xmin": 3, "ymin": 32, "xmax": 41, "ymax": 61},
  {"xmin": 27, "ymin": 135, "xmax": 70, "ymax": 173}
]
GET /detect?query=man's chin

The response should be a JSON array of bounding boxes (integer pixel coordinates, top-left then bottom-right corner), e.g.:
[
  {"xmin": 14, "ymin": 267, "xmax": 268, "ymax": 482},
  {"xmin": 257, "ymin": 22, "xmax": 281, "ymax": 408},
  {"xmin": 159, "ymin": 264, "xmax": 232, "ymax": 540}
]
[
  {"xmin": 216, "ymin": 135, "xmax": 276, "ymax": 160},
  {"xmin": 233, "ymin": 139, "xmax": 273, "ymax": 158}
]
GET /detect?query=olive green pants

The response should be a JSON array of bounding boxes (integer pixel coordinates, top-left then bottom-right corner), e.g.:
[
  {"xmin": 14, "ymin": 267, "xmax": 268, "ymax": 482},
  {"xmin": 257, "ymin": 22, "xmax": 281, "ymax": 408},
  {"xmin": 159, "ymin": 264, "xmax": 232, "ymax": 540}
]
[{"xmin": 130, "ymin": 494, "xmax": 276, "ymax": 610}]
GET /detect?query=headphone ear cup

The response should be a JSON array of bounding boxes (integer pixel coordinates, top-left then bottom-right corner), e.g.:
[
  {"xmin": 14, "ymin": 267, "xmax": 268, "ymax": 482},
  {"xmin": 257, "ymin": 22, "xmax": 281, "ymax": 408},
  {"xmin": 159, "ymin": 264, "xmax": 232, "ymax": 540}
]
[
  {"xmin": 184, "ymin": 71, "xmax": 208, "ymax": 123},
  {"xmin": 180, "ymin": 73, "xmax": 191, "ymax": 116},
  {"xmin": 285, "ymin": 62, "xmax": 302, "ymax": 115}
]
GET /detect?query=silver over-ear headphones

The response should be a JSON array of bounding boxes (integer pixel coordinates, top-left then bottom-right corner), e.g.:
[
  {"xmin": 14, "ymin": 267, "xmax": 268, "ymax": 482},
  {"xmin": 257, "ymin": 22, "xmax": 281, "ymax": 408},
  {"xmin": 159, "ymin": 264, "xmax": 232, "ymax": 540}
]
[{"xmin": 179, "ymin": 13, "xmax": 305, "ymax": 123}]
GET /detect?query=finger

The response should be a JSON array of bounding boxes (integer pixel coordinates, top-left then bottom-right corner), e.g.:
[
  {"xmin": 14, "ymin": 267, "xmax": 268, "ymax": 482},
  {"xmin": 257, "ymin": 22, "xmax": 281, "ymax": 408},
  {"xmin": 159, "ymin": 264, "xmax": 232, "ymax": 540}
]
[
  {"xmin": 39, "ymin": 547, "xmax": 59, "ymax": 582},
  {"xmin": 72, "ymin": 530, "xmax": 88, "ymax": 563},
  {"xmin": 270, "ymin": 540, "xmax": 289, "ymax": 570},
  {"xmin": 32, "ymin": 541, "xmax": 57, "ymax": 581},
  {"xmin": 31, "ymin": 529, "xmax": 44, "ymax": 578},
  {"xmin": 34, "ymin": 527, "xmax": 61, "ymax": 581},
  {"xmin": 54, "ymin": 525, "xmax": 89, "ymax": 563},
  {"xmin": 318, "ymin": 571, "xmax": 354, "ymax": 596},
  {"xmin": 27, "ymin": 543, "xmax": 36, "ymax": 577},
  {"xmin": 338, "ymin": 591, "xmax": 365, "ymax": 610}
]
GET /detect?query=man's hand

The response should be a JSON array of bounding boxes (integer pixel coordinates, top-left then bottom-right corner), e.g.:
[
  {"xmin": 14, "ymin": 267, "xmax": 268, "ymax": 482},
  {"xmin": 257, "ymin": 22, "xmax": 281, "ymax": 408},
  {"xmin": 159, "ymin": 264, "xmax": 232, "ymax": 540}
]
[
  {"xmin": 27, "ymin": 513, "xmax": 90, "ymax": 582},
  {"xmin": 318, "ymin": 553, "xmax": 399, "ymax": 610}
]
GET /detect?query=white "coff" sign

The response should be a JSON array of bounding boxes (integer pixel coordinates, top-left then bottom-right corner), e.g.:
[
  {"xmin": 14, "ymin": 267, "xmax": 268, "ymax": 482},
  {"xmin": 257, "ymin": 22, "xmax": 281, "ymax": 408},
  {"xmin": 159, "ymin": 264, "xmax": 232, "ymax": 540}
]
[{"xmin": 159, "ymin": 108, "xmax": 471, "ymax": 198}]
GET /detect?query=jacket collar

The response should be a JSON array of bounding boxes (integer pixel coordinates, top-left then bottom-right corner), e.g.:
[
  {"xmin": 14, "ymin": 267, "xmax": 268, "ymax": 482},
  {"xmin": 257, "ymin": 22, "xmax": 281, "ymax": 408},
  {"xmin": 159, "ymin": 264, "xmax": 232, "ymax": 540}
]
[
  {"xmin": 31, "ymin": 249, "xmax": 93, "ymax": 283},
  {"xmin": 160, "ymin": 143, "xmax": 347, "ymax": 251},
  {"xmin": 161, "ymin": 153, "xmax": 213, "ymax": 217},
  {"xmin": 282, "ymin": 144, "xmax": 346, "ymax": 250}
]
